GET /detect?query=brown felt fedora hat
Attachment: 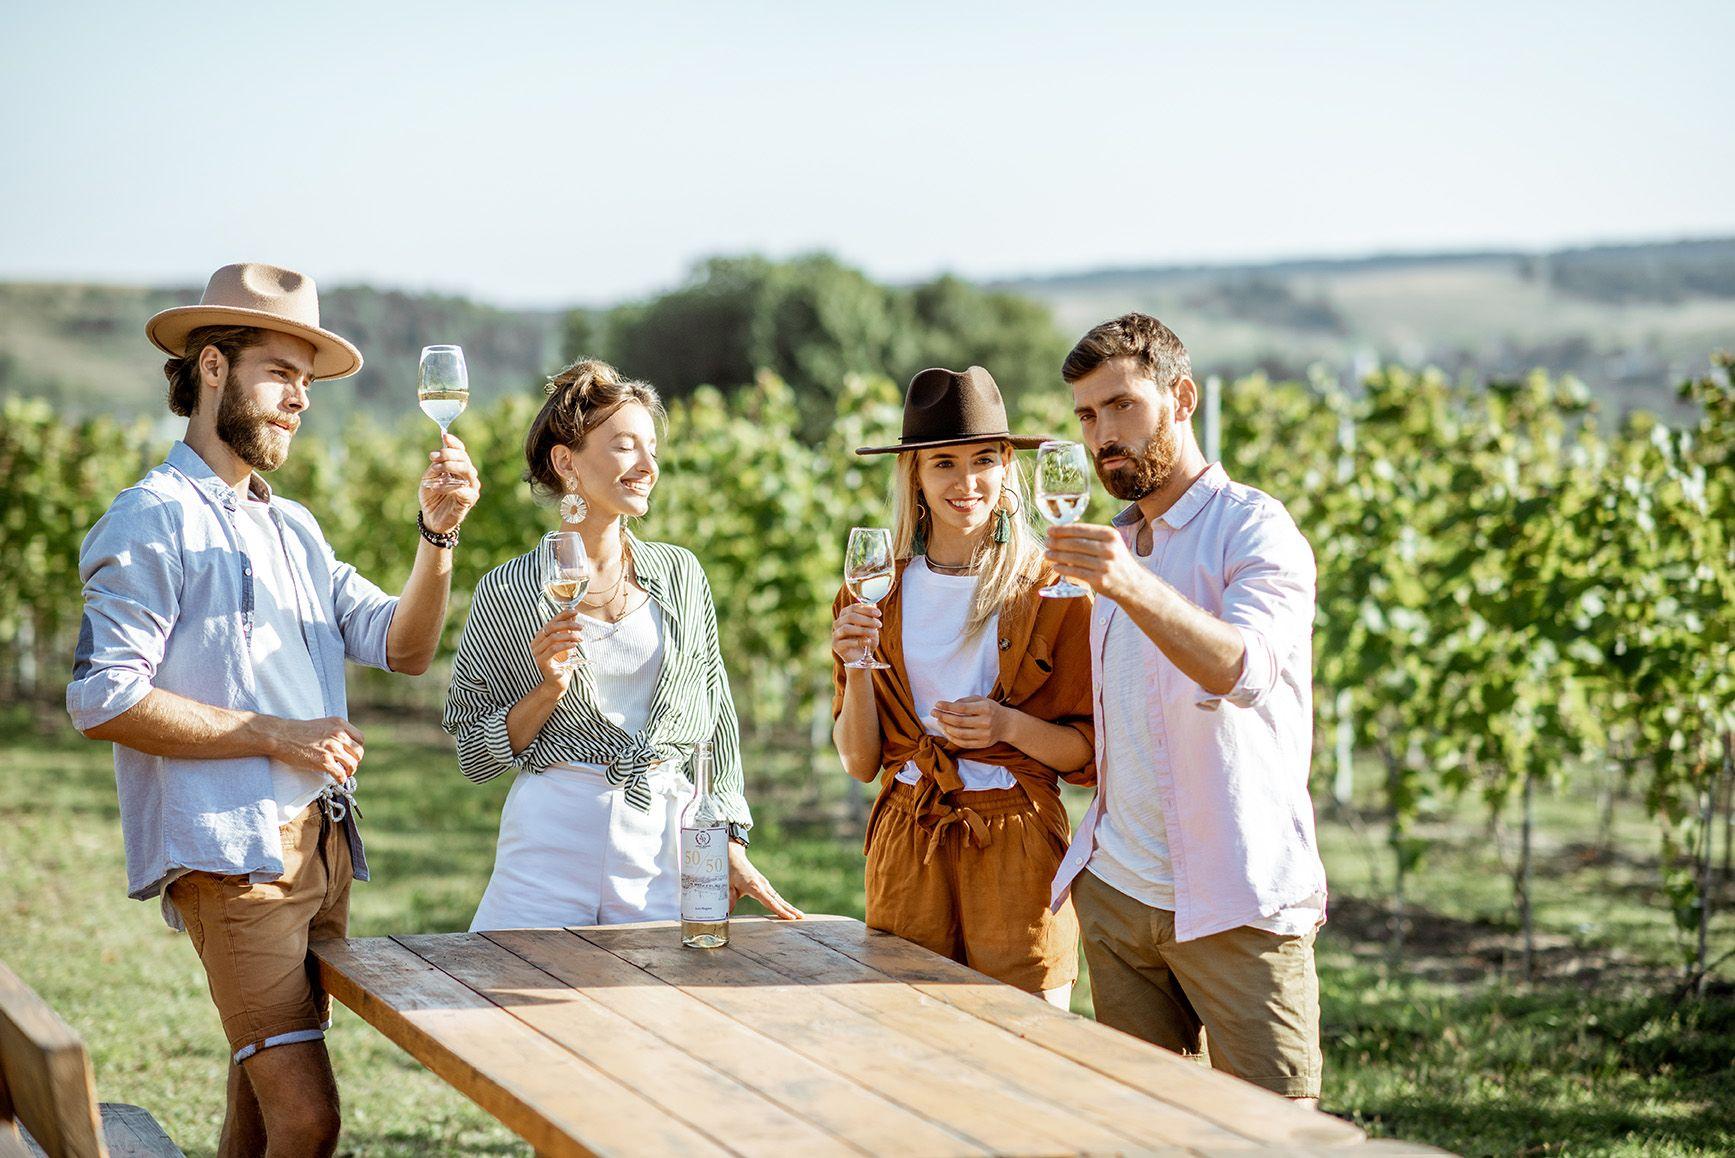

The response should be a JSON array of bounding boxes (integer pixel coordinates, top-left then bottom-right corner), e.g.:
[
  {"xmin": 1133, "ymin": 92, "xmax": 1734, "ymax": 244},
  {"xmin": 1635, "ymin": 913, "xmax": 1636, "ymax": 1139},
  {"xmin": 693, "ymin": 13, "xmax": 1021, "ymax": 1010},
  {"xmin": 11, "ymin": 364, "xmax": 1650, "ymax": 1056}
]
[
  {"xmin": 856, "ymin": 365, "xmax": 1051, "ymax": 455},
  {"xmin": 146, "ymin": 262, "xmax": 363, "ymax": 380}
]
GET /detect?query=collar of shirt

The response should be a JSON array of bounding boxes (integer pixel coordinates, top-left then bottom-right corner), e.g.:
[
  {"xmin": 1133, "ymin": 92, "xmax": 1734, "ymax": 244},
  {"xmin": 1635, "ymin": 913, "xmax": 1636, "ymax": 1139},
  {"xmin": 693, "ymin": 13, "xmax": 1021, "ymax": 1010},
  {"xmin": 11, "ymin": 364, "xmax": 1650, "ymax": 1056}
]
[
  {"xmin": 166, "ymin": 440, "xmax": 274, "ymax": 510},
  {"xmin": 1110, "ymin": 462, "xmax": 1229, "ymax": 538}
]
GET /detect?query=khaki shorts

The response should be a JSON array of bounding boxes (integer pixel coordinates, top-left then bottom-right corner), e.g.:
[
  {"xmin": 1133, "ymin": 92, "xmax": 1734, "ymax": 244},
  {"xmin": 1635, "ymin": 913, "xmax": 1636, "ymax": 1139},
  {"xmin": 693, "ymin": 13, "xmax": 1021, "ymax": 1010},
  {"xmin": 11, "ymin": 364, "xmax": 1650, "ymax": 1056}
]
[
  {"xmin": 866, "ymin": 781, "xmax": 1078, "ymax": 993},
  {"xmin": 166, "ymin": 801, "xmax": 352, "ymax": 1065},
  {"xmin": 1072, "ymin": 868, "xmax": 1321, "ymax": 1098}
]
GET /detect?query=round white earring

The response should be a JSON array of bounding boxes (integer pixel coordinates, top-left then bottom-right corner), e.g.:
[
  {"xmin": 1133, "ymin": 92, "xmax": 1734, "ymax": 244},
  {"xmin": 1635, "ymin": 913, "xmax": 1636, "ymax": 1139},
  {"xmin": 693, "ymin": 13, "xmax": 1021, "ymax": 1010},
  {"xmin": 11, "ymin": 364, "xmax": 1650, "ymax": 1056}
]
[{"xmin": 560, "ymin": 487, "xmax": 588, "ymax": 524}]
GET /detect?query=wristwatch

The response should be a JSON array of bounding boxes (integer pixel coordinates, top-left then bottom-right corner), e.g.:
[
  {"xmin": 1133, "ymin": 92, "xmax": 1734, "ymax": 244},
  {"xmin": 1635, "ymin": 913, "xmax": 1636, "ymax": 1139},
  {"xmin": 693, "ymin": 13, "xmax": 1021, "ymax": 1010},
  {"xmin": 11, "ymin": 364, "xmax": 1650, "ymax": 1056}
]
[{"xmin": 726, "ymin": 822, "xmax": 750, "ymax": 847}]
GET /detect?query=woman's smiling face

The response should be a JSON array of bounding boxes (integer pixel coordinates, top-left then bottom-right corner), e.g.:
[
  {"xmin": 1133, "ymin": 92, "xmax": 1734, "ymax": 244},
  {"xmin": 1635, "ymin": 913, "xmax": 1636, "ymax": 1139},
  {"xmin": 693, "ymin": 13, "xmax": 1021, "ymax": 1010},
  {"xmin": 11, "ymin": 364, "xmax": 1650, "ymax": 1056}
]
[
  {"xmin": 554, "ymin": 400, "xmax": 659, "ymax": 519},
  {"xmin": 915, "ymin": 440, "xmax": 1010, "ymax": 540}
]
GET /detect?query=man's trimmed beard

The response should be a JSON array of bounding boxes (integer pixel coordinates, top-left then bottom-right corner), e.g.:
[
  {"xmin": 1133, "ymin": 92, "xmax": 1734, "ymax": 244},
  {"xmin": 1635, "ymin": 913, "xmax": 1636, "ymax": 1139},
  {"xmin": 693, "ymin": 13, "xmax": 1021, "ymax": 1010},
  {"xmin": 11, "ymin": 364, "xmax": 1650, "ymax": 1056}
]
[
  {"xmin": 215, "ymin": 370, "xmax": 293, "ymax": 472},
  {"xmin": 1093, "ymin": 406, "xmax": 1181, "ymax": 502}
]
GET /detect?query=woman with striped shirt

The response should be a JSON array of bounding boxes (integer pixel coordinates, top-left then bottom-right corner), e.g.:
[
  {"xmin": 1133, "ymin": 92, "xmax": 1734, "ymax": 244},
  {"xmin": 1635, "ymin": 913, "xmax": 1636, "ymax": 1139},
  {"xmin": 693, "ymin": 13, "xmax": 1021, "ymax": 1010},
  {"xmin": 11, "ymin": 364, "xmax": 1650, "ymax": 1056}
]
[{"xmin": 443, "ymin": 358, "xmax": 801, "ymax": 931}]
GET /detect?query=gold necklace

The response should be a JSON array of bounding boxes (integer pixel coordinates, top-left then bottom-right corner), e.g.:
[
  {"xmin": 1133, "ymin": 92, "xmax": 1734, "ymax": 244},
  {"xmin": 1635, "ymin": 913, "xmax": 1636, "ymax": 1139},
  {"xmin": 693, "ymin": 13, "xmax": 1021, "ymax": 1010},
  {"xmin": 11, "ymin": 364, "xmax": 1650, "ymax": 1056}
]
[
  {"xmin": 580, "ymin": 540, "xmax": 635, "ymax": 619},
  {"xmin": 579, "ymin": 591, "xmax": 650, "ymax": 642}
]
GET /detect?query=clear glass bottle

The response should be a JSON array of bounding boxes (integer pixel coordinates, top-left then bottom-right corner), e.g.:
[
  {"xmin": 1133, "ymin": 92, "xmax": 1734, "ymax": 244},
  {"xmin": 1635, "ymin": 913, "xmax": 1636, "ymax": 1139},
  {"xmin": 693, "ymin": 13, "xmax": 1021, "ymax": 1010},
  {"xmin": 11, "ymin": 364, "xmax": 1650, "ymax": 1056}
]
[{"xmin": 680, "ymin": 741, "xmax": 730, "ymax": 948}]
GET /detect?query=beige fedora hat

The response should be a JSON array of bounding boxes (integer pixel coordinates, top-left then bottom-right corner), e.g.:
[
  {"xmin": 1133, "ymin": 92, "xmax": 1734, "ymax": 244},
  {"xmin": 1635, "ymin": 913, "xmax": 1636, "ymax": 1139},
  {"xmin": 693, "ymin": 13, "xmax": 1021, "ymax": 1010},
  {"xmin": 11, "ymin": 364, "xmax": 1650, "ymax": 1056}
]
[{"xmin": 146, "ymin": 262, "xmax": 363, "ymax": 380}]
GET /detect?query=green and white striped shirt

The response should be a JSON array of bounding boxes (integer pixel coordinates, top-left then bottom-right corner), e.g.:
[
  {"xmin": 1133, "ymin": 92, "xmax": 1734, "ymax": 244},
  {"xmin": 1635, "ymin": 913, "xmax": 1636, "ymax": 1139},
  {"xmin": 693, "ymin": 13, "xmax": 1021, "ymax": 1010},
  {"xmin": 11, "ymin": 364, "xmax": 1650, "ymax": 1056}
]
[{"xmin": 441, "ymin": 534, "xmax": 751, "ymax": 824}]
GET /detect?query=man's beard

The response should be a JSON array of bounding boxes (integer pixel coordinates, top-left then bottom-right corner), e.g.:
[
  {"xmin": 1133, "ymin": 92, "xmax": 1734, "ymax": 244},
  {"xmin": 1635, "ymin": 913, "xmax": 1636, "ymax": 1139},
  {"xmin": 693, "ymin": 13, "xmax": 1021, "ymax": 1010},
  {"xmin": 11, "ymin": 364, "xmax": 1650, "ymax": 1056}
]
[
  {"xmin": 216, "ymin": 371, "xmax": 294, "ymax": 472},
  {"xmin": 1094, "ymin": 415, "xmax": 1181, "ymax": 502}
]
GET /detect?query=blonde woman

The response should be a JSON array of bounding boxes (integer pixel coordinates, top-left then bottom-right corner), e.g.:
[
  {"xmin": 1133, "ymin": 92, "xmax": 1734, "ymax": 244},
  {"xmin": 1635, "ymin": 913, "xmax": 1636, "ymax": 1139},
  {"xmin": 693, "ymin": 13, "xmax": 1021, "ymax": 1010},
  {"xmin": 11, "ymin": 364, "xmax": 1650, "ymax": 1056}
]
[
  {"xmin": 444, "ymin": 358, "xmax": 801, "ymax": 931},
  {"xmin": 831, "ymin": 366, "xmax": 1094, "ymax": 1006}
]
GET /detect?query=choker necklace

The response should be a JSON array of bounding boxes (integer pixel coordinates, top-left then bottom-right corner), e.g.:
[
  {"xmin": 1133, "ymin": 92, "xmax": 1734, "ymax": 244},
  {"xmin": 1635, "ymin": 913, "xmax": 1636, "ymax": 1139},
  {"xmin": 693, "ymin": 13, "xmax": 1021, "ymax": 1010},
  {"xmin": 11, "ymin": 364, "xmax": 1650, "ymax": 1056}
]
[{"xmin": 924, "ymin": 555, "xmax": 977, "ymax": 576}]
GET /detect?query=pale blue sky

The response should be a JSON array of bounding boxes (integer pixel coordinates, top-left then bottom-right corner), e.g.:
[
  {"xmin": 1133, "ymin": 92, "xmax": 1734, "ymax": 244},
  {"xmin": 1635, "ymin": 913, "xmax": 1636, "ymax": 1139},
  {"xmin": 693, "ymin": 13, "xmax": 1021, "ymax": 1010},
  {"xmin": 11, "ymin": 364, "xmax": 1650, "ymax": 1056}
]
[{"xmin": 2, "ymin": 1, "xmax": 1730, "ymax": 306}]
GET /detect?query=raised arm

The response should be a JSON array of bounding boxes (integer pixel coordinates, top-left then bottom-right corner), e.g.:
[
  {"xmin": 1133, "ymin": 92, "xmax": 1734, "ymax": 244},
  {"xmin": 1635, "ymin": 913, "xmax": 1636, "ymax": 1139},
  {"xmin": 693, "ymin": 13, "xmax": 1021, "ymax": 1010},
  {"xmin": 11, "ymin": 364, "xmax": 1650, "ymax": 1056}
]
[
  {"xmin": 1045, "ymin": 507, "xmax": 1314, "ymax": 707},
  {"xmin": 384, "ymin": 433, "xmax": 481, "ymax": 675},
  {"xmin": 1047, "ymin": 522, "xmax": 1243, "ymax": 693}
]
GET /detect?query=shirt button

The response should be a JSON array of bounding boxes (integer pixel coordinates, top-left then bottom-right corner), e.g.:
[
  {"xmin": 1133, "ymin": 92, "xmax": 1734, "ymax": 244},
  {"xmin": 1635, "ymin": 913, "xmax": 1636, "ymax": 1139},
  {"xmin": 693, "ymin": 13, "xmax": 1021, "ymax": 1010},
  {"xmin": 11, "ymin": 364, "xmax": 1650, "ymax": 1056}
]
[{"xmin": 244, "ymin": 568, "xmax": 253, "ymax": 577}]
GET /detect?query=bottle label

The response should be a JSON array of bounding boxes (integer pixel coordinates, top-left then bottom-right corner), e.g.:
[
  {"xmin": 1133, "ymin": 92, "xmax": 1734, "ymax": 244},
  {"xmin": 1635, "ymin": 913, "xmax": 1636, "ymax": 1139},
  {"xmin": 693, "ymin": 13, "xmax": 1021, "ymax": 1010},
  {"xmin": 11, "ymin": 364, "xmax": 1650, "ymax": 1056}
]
[{"xmin": 680, "ymin": 825, "xmax": 730, "ymax": 922}]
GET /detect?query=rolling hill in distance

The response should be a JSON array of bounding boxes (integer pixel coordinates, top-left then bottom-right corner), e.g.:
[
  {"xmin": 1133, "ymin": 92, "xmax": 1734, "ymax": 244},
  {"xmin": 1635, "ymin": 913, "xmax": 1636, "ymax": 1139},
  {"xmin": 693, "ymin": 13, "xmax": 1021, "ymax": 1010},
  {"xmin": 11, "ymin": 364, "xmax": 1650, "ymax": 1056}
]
[
  {"xmin": 996, "ymin": 238, "xmax": 1735, "ymax": 419},
  {"xmin": 3, "ymin": 236, "xmax": 1730, "ymax": 438}
]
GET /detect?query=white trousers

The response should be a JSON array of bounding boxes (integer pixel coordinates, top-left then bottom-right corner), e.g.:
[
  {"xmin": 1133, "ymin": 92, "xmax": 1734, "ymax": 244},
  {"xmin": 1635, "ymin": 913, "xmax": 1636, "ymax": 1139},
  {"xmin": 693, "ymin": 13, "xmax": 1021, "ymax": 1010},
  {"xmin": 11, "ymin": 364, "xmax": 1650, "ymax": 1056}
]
[{"xmin": 470, "ymin": 763, "xmax": 685, "ymax": 932}]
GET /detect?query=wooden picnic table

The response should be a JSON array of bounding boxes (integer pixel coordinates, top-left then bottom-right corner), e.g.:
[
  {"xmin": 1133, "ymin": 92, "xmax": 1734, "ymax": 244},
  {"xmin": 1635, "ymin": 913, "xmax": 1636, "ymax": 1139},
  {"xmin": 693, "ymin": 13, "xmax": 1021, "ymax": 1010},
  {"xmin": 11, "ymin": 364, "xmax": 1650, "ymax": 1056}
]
[{"xmin": 311, "ymin": 915, "xmax": 1436, "ymax": 1157}]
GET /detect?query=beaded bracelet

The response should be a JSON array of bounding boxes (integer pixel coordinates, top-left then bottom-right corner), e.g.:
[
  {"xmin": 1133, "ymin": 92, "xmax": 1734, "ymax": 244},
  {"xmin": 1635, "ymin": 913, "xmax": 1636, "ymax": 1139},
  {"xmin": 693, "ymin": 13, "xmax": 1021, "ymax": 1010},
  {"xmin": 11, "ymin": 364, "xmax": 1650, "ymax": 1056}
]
[{"xmin": 416, "ymin": 510, "xmax": 460, "ymax": 549}]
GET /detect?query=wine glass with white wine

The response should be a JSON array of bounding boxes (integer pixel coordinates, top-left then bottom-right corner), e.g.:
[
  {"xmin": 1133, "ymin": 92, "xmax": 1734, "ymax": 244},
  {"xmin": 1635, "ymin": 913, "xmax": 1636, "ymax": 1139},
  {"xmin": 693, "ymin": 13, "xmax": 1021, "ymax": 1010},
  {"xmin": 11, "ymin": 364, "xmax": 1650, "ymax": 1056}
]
[
  {"xmin": 843, "ymin": 527, "xmax": 895, "ymax": 670},
  {"xmin": 418, "ymin": 344, "xmax": 468, "ymax": 486},
  {"xmin": 542, "ymin": 531, "xmax": 591, "ymax": 672},
  {"xmin": 1035, "ymin": 440, "xmax": 1092, "ymax": 599}
]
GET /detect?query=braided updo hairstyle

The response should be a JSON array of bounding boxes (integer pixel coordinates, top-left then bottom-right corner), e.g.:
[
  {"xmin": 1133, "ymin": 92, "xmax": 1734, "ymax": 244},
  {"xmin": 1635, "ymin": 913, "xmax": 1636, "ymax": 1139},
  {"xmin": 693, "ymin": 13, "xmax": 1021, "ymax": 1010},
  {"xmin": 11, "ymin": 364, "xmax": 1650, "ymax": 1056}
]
[{"xmin": 523, "ymin": 358, "xmax": 666, "ymax": 500}]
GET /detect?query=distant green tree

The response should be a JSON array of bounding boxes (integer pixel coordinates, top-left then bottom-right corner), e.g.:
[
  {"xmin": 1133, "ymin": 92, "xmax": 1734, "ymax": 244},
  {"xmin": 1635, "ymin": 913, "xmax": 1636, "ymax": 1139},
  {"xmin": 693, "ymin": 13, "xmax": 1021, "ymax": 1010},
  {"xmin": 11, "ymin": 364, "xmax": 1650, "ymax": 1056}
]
[{"xmin": 574, "ymin": 254, "xmax": 1071, "ymax": 439}]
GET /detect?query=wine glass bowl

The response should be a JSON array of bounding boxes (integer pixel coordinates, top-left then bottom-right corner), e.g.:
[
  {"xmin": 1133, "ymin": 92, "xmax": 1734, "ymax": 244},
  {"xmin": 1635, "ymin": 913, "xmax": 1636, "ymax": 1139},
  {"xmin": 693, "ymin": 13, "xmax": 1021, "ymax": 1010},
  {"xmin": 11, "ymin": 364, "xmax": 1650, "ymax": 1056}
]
[
  {"xmin": 1035, "ymin": 440, "xmax": 1091, "ymax": 599},
  {"xmin": 541, "ymin": 531, "xmax": 591, "ymax": 672},
  {"xmin": 843, "ymin": 526, "xmax": 895, "ymax": 670},
  {"xmin": 419, "ymin": 344, "xmax": 468, "ymax": 486}
]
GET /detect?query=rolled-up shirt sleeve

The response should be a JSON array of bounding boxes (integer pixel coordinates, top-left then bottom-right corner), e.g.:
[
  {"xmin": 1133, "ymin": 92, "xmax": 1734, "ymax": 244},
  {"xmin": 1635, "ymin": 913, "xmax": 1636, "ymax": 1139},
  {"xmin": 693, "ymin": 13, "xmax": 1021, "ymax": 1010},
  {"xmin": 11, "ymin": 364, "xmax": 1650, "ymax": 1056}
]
[
  {"xmin": 67, "ymin": 489, "xmax": 182, "ymax": 732},
  {"xmin": 442, "ymin": 578, "xmax": 543, "ymax": 783},
  {"xmin": 324, "ymin": 540, "xmax": 398, "ymax": 672},
  {"xmin": 1196, "ymin": 506, "xmax": 1316, "ymax": 712}
]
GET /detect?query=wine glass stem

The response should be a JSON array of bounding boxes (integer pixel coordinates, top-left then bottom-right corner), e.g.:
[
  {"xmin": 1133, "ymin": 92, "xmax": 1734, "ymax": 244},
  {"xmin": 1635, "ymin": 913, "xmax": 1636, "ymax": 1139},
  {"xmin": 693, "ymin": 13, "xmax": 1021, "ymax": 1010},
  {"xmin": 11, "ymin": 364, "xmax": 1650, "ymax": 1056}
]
[{"xmin": 854, "ymin": 595, "xmax": 874, "ymax": 667}]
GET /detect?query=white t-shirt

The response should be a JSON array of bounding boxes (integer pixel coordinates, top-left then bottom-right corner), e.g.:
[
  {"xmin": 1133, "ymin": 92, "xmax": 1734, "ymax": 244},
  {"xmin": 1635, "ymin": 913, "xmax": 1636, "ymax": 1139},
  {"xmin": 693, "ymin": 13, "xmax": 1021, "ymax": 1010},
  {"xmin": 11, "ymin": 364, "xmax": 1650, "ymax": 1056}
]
[
  {"xmin": 895, "ymin": 558, "xmax": 1015, "ymax": 792},
  {"xmin": 1091, "ymin": 608, "xmax": 1179, "ymax": 908},
  {"xmin": 1089, "ymin": 534, "xmax": 1323, "ymax": 936},
  {"xmin": 233, "ymin": 497, "xmax": 328, "ymax": 825}
]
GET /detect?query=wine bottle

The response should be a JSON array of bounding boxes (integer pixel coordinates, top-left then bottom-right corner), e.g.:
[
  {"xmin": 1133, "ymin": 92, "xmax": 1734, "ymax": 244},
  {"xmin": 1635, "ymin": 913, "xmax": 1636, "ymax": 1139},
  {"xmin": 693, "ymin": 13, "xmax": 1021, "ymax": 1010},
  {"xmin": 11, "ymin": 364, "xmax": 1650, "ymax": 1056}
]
[{"xmin": 680, "ymin": 741, "xmax": 730, "ymax": 948}]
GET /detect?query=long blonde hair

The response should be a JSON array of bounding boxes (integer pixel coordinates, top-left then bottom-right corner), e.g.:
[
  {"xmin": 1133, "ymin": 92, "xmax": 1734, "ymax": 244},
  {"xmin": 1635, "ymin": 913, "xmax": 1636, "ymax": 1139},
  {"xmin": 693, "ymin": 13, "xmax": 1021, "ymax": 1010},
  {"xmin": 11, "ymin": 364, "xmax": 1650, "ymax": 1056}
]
[{"xmin": 891, "ymin": 443, "xmax": 1046, "ymax": 639}]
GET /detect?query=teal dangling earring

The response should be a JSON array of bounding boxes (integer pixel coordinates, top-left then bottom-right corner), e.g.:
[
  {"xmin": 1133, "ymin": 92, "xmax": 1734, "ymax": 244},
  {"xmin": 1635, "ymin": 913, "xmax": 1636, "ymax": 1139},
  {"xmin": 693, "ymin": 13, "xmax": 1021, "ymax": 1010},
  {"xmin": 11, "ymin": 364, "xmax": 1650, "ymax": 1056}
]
[
  {"xmin": 913, "ymin": 503, "xmax": 928, "ymax": 555},
  {"xmin": 992, "ymin": 490, "xmax": 1019, "ymax": 545}
]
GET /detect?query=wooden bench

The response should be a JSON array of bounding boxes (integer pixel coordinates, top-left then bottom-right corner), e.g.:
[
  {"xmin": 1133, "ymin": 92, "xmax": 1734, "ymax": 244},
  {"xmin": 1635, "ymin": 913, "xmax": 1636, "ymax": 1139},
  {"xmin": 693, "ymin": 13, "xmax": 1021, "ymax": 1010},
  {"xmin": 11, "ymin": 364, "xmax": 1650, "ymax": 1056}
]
[{"xmin": 0, "ymin": 959, "xmax": 181, "ymax": 1158}]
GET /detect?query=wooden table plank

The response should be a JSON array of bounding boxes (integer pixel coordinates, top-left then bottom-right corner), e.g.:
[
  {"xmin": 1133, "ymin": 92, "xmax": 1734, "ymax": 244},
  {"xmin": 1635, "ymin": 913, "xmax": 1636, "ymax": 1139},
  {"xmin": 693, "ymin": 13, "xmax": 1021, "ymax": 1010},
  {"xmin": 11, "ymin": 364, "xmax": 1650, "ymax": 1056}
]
[
  {"xmin": 795, "ymin": 919, "xmax": 1368, "ymax": 1151},
  {"xmin": 395, "ymin": 933, "xmax": 859, "ymax": 1158},
  {"xmin": 312, "ymin": 937, "xmax": 729, "ymax": 1158},
  {"xmin": 486, "ymin": 929, "xmax": 983, "ymax": 1158},
  {"xmin": 726, "ymin": 920, "xmax": 1260, "ymax": 1152},
  {"xmin": 579, "ymin": 925, "xmax": 1135, "ymax": 1157}
]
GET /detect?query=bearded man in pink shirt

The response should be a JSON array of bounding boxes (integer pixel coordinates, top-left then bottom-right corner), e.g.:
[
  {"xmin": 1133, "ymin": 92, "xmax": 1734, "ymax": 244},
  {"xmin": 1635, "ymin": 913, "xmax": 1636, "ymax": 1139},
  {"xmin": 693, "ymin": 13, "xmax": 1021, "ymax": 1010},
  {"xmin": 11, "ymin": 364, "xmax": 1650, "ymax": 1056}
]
[{"xmin": 1045, "ymin": 312, "xmax": 1329, "ymax": 1106}]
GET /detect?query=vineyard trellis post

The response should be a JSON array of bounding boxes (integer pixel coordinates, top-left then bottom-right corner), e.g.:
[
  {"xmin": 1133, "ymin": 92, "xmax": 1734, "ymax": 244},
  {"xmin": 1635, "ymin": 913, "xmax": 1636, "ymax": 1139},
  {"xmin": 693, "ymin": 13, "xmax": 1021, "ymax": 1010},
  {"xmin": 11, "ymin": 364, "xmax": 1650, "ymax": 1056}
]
[{"xmin": 1329, "ymin": 354, "xmax": 1372, "ymax": 810}]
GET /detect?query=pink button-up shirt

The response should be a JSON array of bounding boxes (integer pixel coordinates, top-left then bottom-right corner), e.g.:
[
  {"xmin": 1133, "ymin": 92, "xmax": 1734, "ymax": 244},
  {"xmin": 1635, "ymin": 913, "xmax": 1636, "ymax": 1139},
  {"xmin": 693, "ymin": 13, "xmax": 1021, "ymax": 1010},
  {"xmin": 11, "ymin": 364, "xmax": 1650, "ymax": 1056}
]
[{"xmin": 1050, "ymin": 464, "xmax": 1328, "ymax": 942}]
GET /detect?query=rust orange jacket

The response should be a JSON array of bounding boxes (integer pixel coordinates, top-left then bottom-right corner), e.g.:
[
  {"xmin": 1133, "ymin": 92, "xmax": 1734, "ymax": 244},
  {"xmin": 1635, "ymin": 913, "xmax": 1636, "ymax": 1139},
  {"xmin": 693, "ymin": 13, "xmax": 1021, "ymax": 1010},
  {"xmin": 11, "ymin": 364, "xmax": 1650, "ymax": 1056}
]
[{"xmin": 832, "ymin": 558, "xmax": 1096, "ymax": 858}]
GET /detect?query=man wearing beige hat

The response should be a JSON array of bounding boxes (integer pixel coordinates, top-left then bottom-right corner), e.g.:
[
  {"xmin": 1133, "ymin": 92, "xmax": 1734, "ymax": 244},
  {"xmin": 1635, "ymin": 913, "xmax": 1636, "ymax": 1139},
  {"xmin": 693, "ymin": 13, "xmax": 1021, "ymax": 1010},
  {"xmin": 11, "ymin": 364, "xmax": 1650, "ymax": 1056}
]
[{"xmin": 67, "ymin": 263, "xmax": 480, "ymax": 1156}]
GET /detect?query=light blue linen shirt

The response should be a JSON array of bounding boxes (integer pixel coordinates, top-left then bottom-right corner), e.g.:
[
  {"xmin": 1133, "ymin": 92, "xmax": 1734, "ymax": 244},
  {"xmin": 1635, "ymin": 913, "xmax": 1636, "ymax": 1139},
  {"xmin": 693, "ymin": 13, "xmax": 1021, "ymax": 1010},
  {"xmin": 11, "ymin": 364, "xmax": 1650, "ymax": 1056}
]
[{"xmin": 67, "ymin": 441, "xmax": 398, "ymax": 920}]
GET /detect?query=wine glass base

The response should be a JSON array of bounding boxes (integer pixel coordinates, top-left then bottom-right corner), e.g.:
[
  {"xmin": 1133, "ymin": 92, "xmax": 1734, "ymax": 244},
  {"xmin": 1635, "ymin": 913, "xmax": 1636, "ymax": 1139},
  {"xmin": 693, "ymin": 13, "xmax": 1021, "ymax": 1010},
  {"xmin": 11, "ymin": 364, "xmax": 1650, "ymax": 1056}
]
[
  {"xmin": 1037, "ymin": 579, "xmax": 1090, "ymax": 599},
  {"xmin": 847, "ymin": 658, "xmax": 892, "ymax": 670}
]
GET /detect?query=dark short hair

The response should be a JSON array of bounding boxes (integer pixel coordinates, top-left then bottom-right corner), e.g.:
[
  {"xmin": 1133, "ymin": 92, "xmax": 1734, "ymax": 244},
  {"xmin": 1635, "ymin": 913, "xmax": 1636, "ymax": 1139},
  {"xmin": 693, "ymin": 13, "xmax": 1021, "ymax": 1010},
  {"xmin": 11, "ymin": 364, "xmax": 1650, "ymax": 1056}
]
[
  {"xmin": 162, "ymin": 325, "xmax": 268, "ymax": 417},
  {"xmin": 523, "ymin": 358, "xmax": 665, "ymax": 499},
  {"xmin": 1061, "ymin": 312, "xmax": 1192, "ymax": 392}
]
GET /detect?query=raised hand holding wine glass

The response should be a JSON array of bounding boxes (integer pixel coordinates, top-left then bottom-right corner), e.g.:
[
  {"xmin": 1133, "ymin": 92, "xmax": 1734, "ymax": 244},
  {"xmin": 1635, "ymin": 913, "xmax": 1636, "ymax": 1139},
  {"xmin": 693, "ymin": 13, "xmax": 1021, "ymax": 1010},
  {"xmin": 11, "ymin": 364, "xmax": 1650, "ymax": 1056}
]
[
  {"xmin": 419, "ymin": 344, "xmax": 469, "ymax": 492},
  {"xmin": 843, "ymin": 527, "xmax": 895, "ymax": 670},
  {"xmin": 1035, "ymin": 440, "xmax": 1092, "ymax": 599}
]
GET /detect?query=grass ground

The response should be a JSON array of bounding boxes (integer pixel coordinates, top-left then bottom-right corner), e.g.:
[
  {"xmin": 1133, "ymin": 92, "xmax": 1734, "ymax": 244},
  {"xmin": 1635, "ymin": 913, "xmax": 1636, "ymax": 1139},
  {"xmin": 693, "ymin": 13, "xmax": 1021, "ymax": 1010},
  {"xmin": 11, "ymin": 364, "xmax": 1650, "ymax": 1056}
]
[{"xmin": 1, "ymin": 703, "xmax": 1729, "ymax": 1157}]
